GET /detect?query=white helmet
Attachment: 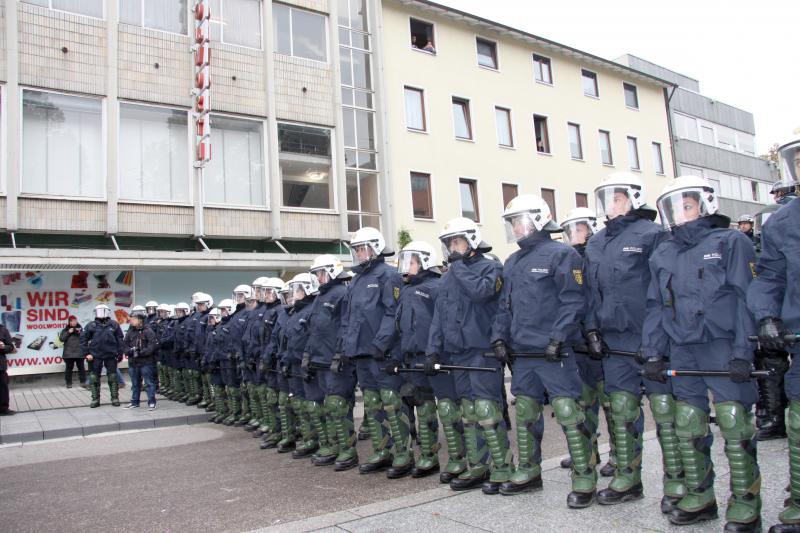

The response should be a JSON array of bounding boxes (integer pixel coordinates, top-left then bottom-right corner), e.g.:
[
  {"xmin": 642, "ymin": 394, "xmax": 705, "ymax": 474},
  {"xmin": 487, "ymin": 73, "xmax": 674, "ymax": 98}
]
[
  {"xmin": 175, "ymin": 302, "xmax": 191, "ymax": 317},
  {"xmin": 595, "ymin": 171, "xmax": 647, "ymax": 220},
  {"xmin": 232, "ymin": 284, "xmax": 253, "ymax": 305},
  {"xmin": 502, "ymin": 194, "xmax": 561, "ymax": 243},
  {"xmin": 262, "ymin": 277, "xmax": 285, "ymax": 304},
  {"xmin": 288, "ymin": 272, "xmax": 319, "ymax": 298},
  {"xmin": 207, "ymin": 307, "xmax": 222, "ymax": 324},
  {"xmin": 280, "ymin": 282, "xmax": 293, "ymax": 306},
  {"xmin": 398, "ymin": 241, "xmax": 438, "ymax": 275},
  {"xmin": 191, "ymin": 292, "xmax": 203, "ymax": 304},
  {"xmin": 145, "ymin": 300, "xmax": 158, "ymax": 312},
  {"xmin": 130, "ymin": 305, "xmax": 147, "ymax": 321},
  {"xmin": 156, "ymin": 303, "xmax": 171, "ymax": 319},
  {"xmin": 439, "ymin": 217, "xmax": 482, "ymax": 261},
  {"xmin": 94, "ymin": 304, "xmax": 111, "ymax": 319},
  {"xmin": 349, "ymin": 227, "xmax": 386, "ymax": 265},
  {"xmin": 218, "ymin": 298, "xmax": 235, "ymax": 316},
  {"xmin": 251, "ymin": 276, "xmax": 270, "ymax": 302},
  {"xmin": 777, "ymin": 133, "xmax": 800, "ymax": 187},
  {"xmin": 310, "ymin": 254, "xmax": 345, "ymax": 283},
  {"xmin": 195, "ymin": 292, "xmax": 213, "ymax": 307},
  {"xmin": 656, "ymin": 175, "xmax": 720, "ymax": 230},
  {"xmin": 168, "ymin": 304, "xmax": 176, "ymax": 318},
  {"xmin": 737, "ymin": 214, "xmax": 754, "ymax": 224},
  {"xmin": 560, "ymin": 207, "xmax": 604, "ymax": 246}
]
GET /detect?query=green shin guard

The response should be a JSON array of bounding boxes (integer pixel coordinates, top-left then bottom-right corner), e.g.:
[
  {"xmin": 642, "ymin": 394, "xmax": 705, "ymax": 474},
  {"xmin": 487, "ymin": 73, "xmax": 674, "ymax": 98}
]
[
  {"xmin": 239, "ymin": 385, "xmax": 251, "ymax": 422},
  {"xmin": 650, "ymin": 394, "xmax": 685, "ymax": 501},
  {"xmin": 475, "ymin": 399, "xmax": 513, "ymax": 483},
  {"xmin": 325, "ymin": 395, "xmax": 356, "ymax": 463},
  {"xmin": 307, "ymin": 400, "xmax": 331, "ymax": 452},
  {"xmin": 89, "ymin": 373, "xmax": 100, "ymax": 407},
  {"xmin": 674, "ymin": 402, "xmax": 716, "ymax": 513},
  {"xmin": 438, "ymin": 398, "xmax": 466, "ymax": 475},
  {"xmin": 553, "ymin": 396, "xmax": 597, "ymax": 494},
  {"xmin": 256, "ymin": 384, "xmax": 270, "ymax": 431},
  {"xmin": 607, "ymin": 391, "xmax": 643, "ymax": 492},
  {"xmin": 109, "ymin": 374, "xmax": 120, "ymax": 406},
  {"xmin": 598, "ymin": 381, "xmax": 617, "ymax": 469},
  {"xmin": 265, "ymin": 387, "xmax": 280, "ymax": 437},
  {"xmin": 212, "ymin": 385, "xmax": 228, "ymax": 422},
  {"xmin": 248, "ymin": 383, "xmax": 263, "ymax": 426},
  {"xmin": 292, "ymin": 396, "xmax": 315, "ymax": 451},
  {"xmin": 459, "ymin": 399, "xmax": 489, "ymax": 478},
  {"xmin": 224, "ymin": 386, "xmax": 241, "ymax": 424},
  {"xmin": 508, "ymin": 395, "xmax": 543, "ymax": 485},
  {"xmin": 415, "ymin": 400, "xmax": 440, "ymax": 469},
  {"xmin": 715, "ymin": 401, "xmax": 761, "ymax": 527},
  {"xmin": 277, "ymin": 391, "xmax": 296, "ymax": 447},
  {"xmin": 580, "ymin": 383, "xmax": 601, "ymax": 465},
  {"xmin": 381, "ymin": 389, "xmax": 412, "ymax": 468},
  {"xmin": 363, "ymin": 390, "xmax": 391, "ymax": 463},
  {"xmin": 780, "ymin": 401, "xmax": 800, "ymax": 525}
]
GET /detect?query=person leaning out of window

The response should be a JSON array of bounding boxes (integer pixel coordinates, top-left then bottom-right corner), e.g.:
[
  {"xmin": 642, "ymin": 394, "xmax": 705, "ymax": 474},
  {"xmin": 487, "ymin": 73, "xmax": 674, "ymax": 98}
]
[{"xmin": 59, "ymin": 316, "xmax": 87, "ymax": 389}]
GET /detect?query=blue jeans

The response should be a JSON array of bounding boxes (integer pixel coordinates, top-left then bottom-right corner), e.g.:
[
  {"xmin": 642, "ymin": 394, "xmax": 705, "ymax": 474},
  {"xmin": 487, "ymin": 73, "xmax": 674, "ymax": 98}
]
[{"xmin": 129, "ymin": 364, "xmax": 156, "ymax": 406}]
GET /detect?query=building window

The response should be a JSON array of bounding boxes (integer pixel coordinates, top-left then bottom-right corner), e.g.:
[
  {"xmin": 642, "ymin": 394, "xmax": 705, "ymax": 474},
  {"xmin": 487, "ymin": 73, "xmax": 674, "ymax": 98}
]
[
  {"xmin": 409, "ymin": 18, "xmax": 435, "ymax": 53},
  {"xmin": 533, "ymin": 115, "xmax": 550, "ymax": 154},
  {"xmin": 119, "ymin": 103, "xmax": 189, "ymax": 203},
  {"xmin": 717, "ymin": 126, "xmax": 736, "ymax": 151},
  {"xmin": 502, "ymin": 183, "xmax": 518, "ymax": 208},
  {"xmin": 701, "ymin": 124, "xmax": 715, "ymax": 145},
  {"xmin": 541, "ymin": 188, "xmax": 556, "ymax": 219},
  {"xmin": 495, "ymin": 107, "xmax": 513, "ymax": 147},
  {"xmin": 674, "ymin": 112, "xmax": 698, "ymax": 142},
  {"xmin": 741, "ymin": 179, "xmax": 759, "ymax": 202},
  {"xmin": 575, "ymin": 192, "xmax": 588, "ymax": 208},
  {"xmin": 533, "ymin": 54, "xmax": 552, "ymax": 84},
  {"xmin": 459, "ymin": 178, "xmax": 480, "ymax": 222},
  {"xmin": 623, "ymin": 83, "xmax": 639, "ymax": 109},
  {"xmin": 476, "ymin": 38, "xmax": 498, "ymax": 70},
  {"xmin": 652, "ymin": 142, "xmax": 664, "ymax": 174},
  {"xmin": 119, "ymin": 0, "xmax": 186, "ymax": 33},
  {"xmin": 342, "ymin": 108, "xmax": 375, "ymax": 151},
  {"xmin": 204, "ymin": 115, "xmax": 265, "ymax": 206},
  {"xmin": 24, "ymin": 0, "xmax": 103, "ymax": 18},
  {"xmin": 279, "ymin": 123, "xmax": 333, "ymax": 209},
  {"xmin": 452, "ymin": 97, "xmax": 473, "ymax": 140},
  {"xmin": 273, "ymin": 4, "xmax": 328, "ymax": 62},
  {"xmin": 346, "ymin": 170, "xmax": 380, "ymax": 231},
  {"xmin": 22, "ymin": 90, "xmax": 104, "ymax": 198},
  {"xmin": 410, "ymin": 172, "xmax": 433, "ymax": 219},
  {"xmin": 568, "ymin": 123, "xmax": 583, "ymax": 160},
  {"xmin": 339, "ymin": 0, "xmax": 368, "ymax": 32},
  {"xmin": 738, "ymin": 133, "xmax": 756, "ymax": 156},
  {"xmin": 404, "ymin": 87, "xmax": 426, "ymax": 132},
  {"xmin": 598, "ymin": 130, "xmax": 613, "ymax": 165},
  {"xmin": 627, "ymin": 136, "xmax": 640, "ymax": 170},
  {"xmin": 581, "ymin": 69, "xmax": 598, "ymax": 97},
  {"xmin": 209, "ymin": 0, "xmax": 261, "ymax": 48}
]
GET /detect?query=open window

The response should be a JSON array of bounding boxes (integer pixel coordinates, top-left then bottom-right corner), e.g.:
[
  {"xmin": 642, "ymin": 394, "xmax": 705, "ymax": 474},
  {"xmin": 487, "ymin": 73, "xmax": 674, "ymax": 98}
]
[{"xmin": 410, "ymin": 18, "xmax": 436, "ymax": 54}]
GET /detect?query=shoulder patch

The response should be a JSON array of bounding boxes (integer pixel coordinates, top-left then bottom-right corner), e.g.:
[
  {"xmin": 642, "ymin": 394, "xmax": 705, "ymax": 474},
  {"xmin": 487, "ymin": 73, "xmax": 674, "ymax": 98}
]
[
  {"xmin": 573, "ymin": 269, "xmax": 583, "ymax": 285},
  {"xmin": 495, "ymin": 277, "xmax": 503, "ymax": 293},
  {"xmin": 393, "ymin": 286, "xmax": 400, "ymax": 301}
]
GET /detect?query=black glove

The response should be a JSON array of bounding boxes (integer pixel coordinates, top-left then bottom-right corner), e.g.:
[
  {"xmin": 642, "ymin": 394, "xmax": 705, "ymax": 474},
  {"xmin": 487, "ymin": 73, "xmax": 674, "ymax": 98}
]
[
  {"xmin": 643, "ymin": 357, "xmax": 668, "ymax": 383},
  {"xmin": 423, "ymin": 354, "xmax": 439, "ymax": 376},
  {"xmin": 372, "ymin": 346, "xmax": 386, "ymax": 362},
  {"xmin": 758, "ymin": 317, "xmax": 789, "ymax": 351},
  {"xmin": 635, "ymin": 348, "xmax": 648, "ymax": 365},
  {"xmin": 280, "ymin": 364, "xmax": 290, "ymax": 379},
  {"xmin": 301, "ymin": 352, "xmax": 312, "ymax": 382},
  {"xmin": 544, "ymin": 340, "xmax": 563, "ymax": 363},
  {"xmin": 729, "ymin": 359, "xmax": 753, "ymax": 384},
  {"xmin": 330, "ymin": 353, "xmax": 344, "ymax": 374},
  {"xmin": 447, "ymin": 251, "xmax": 465, "ymax": 263},
  {"xmin": 584, "ymin": 330, "xmax": 607, "ymax": 360},
  {"xmin": 491, "ymin": 340, "xmax": 509, "ymax": 365}
]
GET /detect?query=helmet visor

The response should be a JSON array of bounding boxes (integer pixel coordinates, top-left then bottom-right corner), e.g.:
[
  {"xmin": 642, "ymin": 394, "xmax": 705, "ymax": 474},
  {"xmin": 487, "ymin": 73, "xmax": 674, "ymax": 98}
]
[
  {"xmin": 350, "ymin": 243, "xmax": 375, "ymax": 265},
  {"xmin": 95, "ymin": 307, "xmax": 110, "ymax": 319},
  {"xmin": 779, "ymin": 140, "xmax": 800, "ymax": 184},
  {"xmin": 439, "ymin": 233, "xmax": 470, "ymax": 261},
  {"xmin": 562, "ymin": 219, "xmax": 595, "ymax": 246},
  {"xmin": 398, "ymin": 250, "xmax": 425, "ymax": 275},
  {"xmin": 503, "ymin": 212, "xmax": 537, "ymax": 243},
  {"xmin": 263, "ymin": 287, "xmax": 280, "ymax": 303},
  {"xmin": 656, "ymin": 188, "xmax": 714, "ymax": 229},
  {"xmin": 596, "ymin": 186, "xmax": 634, "ymax": 220}
]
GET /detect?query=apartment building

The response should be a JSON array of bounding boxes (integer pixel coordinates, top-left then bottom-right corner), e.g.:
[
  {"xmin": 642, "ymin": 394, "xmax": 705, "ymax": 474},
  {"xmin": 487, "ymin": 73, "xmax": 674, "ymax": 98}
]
[{"xmin": 617, "ymin": 54, "xmax": 778, "ymax": 222}]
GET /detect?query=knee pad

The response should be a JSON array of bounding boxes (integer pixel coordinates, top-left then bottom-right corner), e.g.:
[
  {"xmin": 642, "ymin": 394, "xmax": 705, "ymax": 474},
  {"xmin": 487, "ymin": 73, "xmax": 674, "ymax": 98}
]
[
  {"xmin": 290, "ymin": 396, "xmax": 305, "ymax": 412},
  {"xmin": 648, "ymin": 394, "xmax": 676, "ymax": 426},
  {"xmin": 266, "ymin": 387, "xmax": 278, "ymax": 405},
  {"xmin": 514, "ymin": 395, "xmax": 542, "ymax": 422},
  {"xmin": 474, "ymin": 399, "xmax": 502, "ymax": 426},
  {"xmin": 278, "ymin": 391, "xmax": 289, "ymax": 407},
  {"xmin": 380, "ymin": 388, "xmax": 402, "ymax": 412},
  {"xmin": 715, "ymin": 401, "xmax": 755, "ymax": 441},
  {"xmin": 363, "ymin": 389, "xmax": 382, "ymax": 414},
  {"xmin": 552, "ymin": 397, "xmax": 585, "ymax": 427},
  {"xmin": 610, "ymin": 391, "xmax": 641, "ymax": 423},
  {"xmin": 307, "ymin": 400, "xmax": 324, "ymax": 418},
  {"xmin": 417, "ymin": 400, "xmax": 438, "ymax": 421},
  {"xmin": 324, "ymin": 395, "xmax": 350, "ymax": 418},
  {"xmin": 674, "ymin": 401, "xmax": 709, "ymax": 439},
  {"xmin": 437, "ymin": 398, "xmax": 461, "ymax": 425},
  {"xmin": 460, "ymin": 398, "xmax": 476, "ymax": 423}
]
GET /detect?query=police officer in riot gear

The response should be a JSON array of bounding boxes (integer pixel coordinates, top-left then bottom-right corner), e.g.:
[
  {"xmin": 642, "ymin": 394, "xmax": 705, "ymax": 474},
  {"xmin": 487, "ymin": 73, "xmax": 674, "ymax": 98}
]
[
  {"xmin": 81, "ymin": 304, "xmax": 124, "ymax": 408},
  {"xmin": 204, "ymin": 304, "xmax": 227, "ymax": 420},
  {"xmin": 186, "ymin": 293, "xmax": 212, "ymax": 407},
  {"xmin": 737, "ymin": 214, "xmax": 759, "ymax": 247},
  {"xmin": 258, "ymin": 278, "xmax": 287, "ymax": 448},
  {"xmin": 491, "ymin": 195, "xmax": 597, "ymax": 507},
  {"xmin": 337, "ymin": 227, "xmax": 403, "ymax": 474},
  {"xmin": 170, "ymin": 302, "xmax": 191, "ymax": 402},
  {"xmin": 748, "ymin": 135, "xmax": 800, "ymax": 533},
  {"xmin": 645, "ymin": 176, "xmax": 761, "ymax": 531},
  {"xmin": 222, "ymin": 289, "xmax": 249, "ymax": 426},
  {"xmin": 427, "ymin": 217, "xmax": 505, "ymax": 493}
]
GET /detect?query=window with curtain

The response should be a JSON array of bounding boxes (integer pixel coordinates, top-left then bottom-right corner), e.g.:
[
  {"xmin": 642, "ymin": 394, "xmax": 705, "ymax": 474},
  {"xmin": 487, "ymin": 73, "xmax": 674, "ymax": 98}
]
[
  {"xmin": 204, "ymin": 116, "xmax": 265, "ymax": 206},
  {"xmin": 209, "ymin": 0, "xmax": 262, "ymax": 49},
  {"xmin": 582, "ymin": 69, "xmax": 598, "ymax": 97},
  {"xmin": 533, "ymin": 54, "xmax": 552, "ymax": 84},
  {"xmin": 410, "ymin": 172, "xmax": 433, "ymax": 218},
  {"xmin": 24, "ymin": 0, "xmax": 103, "ymax": 18},
  {"xmin": 599, "ymin": 130, "xmax": 613, "ymax": 165},
  {"xmin": 273, "ymin": 3, "xmax": 328, "ymax": 62},
  {"xmin": 279, "ymin": 123, "xmax": 333, "ymax": 209},
  {"xmin": 495, "ymin": 107, "xmax": 513, "ymax": 147},
  {"xmin": 119, "ymin": 103, "xmax": 189, "ymax": 203},
  {"xmin": 119, "ymin": 0, "xmax": 187, "ymax": 34},
  {"xmin": 459, "ymin": 179, "xmax": 479, "ymax": 222},
  {"xmin": 652, "ymin": 142, "xmax": 664, "ymax": 174},
  {"xmin": 623, "ymin": 83, "xmax": 639, "ymax": 109},
  {"xmin": 476, "ymin": 38, "xmax": 498, "ymax": 69},
  {"xmin": 568, "ymin": 123, "xmax": 583, "ymax": 160},
  {"xmin": 627, "ymin": 136, "xmax": 640, "ymax": 170},
  {"xmin": 22, "ymin": 90, "xmax": 104, "ymax": 198},
  {"xmin": 534, "ymin": 115, "xmax": 550, "ymax": 154},
  {"xmin": 404, "ymin": 87, "xmax": 426, "ymax": 131},
  {"xmin": 452, "ymin": 97, "xmax": 472, "ymax": 140}
]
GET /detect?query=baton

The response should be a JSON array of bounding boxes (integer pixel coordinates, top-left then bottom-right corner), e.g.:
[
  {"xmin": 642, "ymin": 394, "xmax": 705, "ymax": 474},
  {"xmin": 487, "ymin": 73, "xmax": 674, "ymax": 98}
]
[
  {"xmin": 641, "ymin": 369, "xmax": 774, "ymax": 378},
  {"xmin": 747, "ymin": 334, "xmax": 799, "ymax": 345},
  {"xmin": 266, "ymin": 368, "xmax": 305, "ymax": 379},
  {"xmin": 484, "ymin": 352, "xmax": 568, "ymax": 359},
  {"xmin": 413, "ymin": 363, "xmax": 498, "ymax": 373},
  {"xmin": 382, "ymin": 364, "xmax": 449, "ymax": 375},
  {"xmin": 574, "ymin": 345, "xmax": 640, "ymax": 359}
]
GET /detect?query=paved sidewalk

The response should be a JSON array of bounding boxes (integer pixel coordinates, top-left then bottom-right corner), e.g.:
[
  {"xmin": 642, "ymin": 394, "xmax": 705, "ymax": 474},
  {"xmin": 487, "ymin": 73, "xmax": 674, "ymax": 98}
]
[{"xmin": 253, "ymin": 430, "xmax": 788, "ymax": 533}]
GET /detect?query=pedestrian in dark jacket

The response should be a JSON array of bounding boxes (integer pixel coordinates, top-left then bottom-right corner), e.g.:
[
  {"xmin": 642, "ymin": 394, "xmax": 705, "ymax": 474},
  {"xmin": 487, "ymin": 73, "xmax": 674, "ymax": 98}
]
[
  {"xmin": 59, "ymin": 316, "xmax": 86, "ymax": 388},
  {"xmin": 81, "ymin": 304, "xmax": 124, "ymax": 408},
  {"xmin": 123, "ymin": 307, "xmax": 159, "ymax": 409},
  {"xmin": 0, "ymin": 323, "xmax": 15, "ymax": 415}
]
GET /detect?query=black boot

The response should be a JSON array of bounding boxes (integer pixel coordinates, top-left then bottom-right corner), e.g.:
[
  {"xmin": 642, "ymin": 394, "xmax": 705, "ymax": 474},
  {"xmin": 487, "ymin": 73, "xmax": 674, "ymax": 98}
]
[
  {"xmin": 724, "ymin": 517, "xmax": 761, "ymax": 533},
  {"xmin": 769, "ymin": 524, "xmax": 800, "ymax": 533},
  {"xmin": 754, "ymin": 348, "xmax": 789, "ymax": 441},
  {"xmin": 387, "ymin": 461, "xmax": 414, "ymax": 479},
  {"xmin": 334, "ymin": 455, "xmax": 359, "ymax": 472},
  {"xmin": 412, "ymin": 463, "xmax": 440, "ymax": 479},
  {"xmin": 669, "ymin": 501, "xmax": 719, "ymax": 526},
  {"xmin": 661, "ymin": 495, "xmax": 682, "ymax": 514},
  {"xmin": 597, "ymin": 482, "xmax": 644, "ymax": 505},
  {"xmin": 449, "ymin": 470, "xmax": 489, "ymax": 491},
  {"xmin": 567, "ymin": 489, "xmax": 597, "ymax": 509},
  {"xmin": 499, "ymin": 475, "xmax": 542, "ymax": 495},
  {"xmin": 358, "ymin": 455, "xmax": 393, "ymax": 474}
]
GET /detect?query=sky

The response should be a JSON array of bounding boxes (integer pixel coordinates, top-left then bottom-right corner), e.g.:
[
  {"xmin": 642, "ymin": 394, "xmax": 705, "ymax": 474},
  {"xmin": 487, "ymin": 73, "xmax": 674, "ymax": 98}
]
[{"xmin": 434, "ymin": 0, "xmax": 799, "ymax": 154}]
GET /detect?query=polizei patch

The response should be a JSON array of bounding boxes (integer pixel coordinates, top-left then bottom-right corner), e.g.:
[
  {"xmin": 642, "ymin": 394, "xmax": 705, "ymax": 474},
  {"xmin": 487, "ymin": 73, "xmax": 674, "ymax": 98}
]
[
  {"xmin": 622, "ymin": 246, "xmax": 643, "ymax": 253},
  {"xmin": 703, "ymin": 253, "xmax": 722, "ymax": 260}
]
